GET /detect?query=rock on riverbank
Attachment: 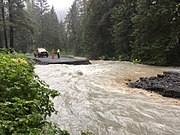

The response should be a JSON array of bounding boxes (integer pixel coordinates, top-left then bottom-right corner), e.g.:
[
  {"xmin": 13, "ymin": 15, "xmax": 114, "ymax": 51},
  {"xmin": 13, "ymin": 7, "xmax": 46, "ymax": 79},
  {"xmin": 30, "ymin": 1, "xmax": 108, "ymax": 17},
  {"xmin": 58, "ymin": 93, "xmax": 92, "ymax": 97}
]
[{"xmin": 128, "ymin": 71, "xmax": 180, "ymax": 99}]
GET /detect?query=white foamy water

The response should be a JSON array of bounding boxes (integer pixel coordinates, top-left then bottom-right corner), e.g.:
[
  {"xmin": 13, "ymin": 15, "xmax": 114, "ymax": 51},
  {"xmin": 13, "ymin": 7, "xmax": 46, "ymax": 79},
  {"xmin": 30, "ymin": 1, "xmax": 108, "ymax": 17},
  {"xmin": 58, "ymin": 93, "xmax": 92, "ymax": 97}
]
[{"xmin": 35, "ymin": 61, "xmax": 180, "ymax": 135}]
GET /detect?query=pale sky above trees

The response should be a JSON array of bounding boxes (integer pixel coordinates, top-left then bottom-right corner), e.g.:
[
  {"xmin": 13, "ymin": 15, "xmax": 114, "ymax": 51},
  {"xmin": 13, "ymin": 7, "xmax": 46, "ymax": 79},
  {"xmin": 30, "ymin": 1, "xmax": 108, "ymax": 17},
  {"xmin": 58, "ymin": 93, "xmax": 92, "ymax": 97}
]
[
  {"xmin": 47, "ymin": 0, "xmax": 74, "ymax": 20},
  {"xmin": 47, "ymin": 0, "xmax": 74, "ymax": 10}
]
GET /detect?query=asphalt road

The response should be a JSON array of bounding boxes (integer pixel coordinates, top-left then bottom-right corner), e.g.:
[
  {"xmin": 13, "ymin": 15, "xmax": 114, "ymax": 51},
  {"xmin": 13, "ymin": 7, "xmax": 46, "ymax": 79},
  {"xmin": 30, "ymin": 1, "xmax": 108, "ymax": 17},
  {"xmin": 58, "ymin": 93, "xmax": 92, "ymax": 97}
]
[{"xmin": 28, "ymin": 56, "xmax": 90, "ymax": 65}]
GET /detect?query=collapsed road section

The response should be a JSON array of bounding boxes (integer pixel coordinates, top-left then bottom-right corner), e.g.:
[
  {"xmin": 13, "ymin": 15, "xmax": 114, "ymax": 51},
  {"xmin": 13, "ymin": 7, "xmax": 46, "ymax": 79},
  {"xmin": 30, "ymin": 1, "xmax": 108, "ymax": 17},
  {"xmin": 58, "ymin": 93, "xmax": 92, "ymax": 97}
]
[{"xmin": 28, "ymin": 56, "xmax": 91, "ymax": 65}]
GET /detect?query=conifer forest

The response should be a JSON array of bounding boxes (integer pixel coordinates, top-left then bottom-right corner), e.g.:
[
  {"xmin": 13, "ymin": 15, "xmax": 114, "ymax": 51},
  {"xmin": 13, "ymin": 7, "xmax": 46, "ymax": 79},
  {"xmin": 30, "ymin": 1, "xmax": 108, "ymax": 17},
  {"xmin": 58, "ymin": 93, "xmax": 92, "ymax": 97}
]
[{"xmin": 0, "ymin": 0, "xmax": 179, "ymax": 65}]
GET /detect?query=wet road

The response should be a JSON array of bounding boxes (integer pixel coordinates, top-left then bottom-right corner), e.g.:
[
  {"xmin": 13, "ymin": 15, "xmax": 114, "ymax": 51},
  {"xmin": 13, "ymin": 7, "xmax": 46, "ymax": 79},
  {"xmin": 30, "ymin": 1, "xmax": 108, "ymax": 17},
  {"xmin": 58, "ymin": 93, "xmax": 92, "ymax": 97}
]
[{"xmin": 28, "ymin": 56, "xmax": 90, "ymax": 64}]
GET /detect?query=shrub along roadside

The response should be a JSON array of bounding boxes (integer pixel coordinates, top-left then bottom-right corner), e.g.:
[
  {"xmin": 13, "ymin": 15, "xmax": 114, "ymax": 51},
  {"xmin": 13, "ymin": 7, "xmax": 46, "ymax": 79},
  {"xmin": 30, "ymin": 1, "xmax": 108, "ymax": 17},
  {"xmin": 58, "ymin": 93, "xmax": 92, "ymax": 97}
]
[
  {"xmin": 0, "ymin": 53, "xmax": 94, "ymax": 135},
  {"xmin": 0, "ymin": 53, "xmax": 69, "ymax": 134}
]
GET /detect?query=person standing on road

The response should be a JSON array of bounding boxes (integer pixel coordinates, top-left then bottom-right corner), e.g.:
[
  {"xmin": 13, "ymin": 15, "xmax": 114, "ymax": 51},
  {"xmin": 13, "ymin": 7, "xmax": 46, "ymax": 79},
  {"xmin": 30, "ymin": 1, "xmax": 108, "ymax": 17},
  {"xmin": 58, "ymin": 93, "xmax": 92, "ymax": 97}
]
[
  {"xmin": 57, "ymin": 49, "xmax": 60, "ymax": 58},
  {"xmin": 52, "ymin": 49, "xmax": 55, "ymax": 59}
]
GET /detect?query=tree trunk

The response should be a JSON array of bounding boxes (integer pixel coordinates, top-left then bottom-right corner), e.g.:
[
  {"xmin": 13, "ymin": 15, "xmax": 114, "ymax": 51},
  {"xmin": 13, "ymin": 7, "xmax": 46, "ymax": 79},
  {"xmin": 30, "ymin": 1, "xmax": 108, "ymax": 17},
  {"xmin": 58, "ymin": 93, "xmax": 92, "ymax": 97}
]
[
  {"xmin": 8, "ymin": 0, "xmax": 14, "ymax": 48},
  {"xmin": 0, "ymin": 31, "xmax": 3, "ymax": 48},
  {"xmin": 0, "ymin": 7, "xmax": 2, "ymax": 48},
  {"xmin": 1, "ymin": 0, "xmax": 8, "ymax": 48}
]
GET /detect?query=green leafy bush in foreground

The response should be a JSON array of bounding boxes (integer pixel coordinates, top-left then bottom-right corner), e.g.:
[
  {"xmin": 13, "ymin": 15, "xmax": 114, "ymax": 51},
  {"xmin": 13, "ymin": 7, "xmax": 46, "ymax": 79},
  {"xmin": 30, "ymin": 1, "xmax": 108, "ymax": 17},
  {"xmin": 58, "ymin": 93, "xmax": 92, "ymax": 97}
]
[
  {"xmin": 0, "ymin": 53, "xmax": 68, "ymax": 134},
  {"xmin": 0, "ymin": 53, "xmax": 94, "ymax": 135}
]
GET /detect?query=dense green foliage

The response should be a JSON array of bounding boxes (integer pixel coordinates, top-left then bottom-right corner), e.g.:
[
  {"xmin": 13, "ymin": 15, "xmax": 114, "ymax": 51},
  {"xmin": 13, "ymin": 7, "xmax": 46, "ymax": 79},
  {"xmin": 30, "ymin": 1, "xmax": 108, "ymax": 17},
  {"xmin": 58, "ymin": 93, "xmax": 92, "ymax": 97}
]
[
  {"xmin": 0, "ymin": 0, "xmax": 179, "ymax": 65},
  {"xmin": 0, "ymin": 53, "xmax": 70, "ymax": 134},
  {"xmin": 132, "ymin": 0, "xmax": 180, "ymax": 65},
  {"xmin": 64, "ymin": 0, "xmax": 179, "ymax": 65},
  {"xmin": 0, "ymin": 52, "xmax": 95, "ymax": 134},
  {"xmin": 0, "ymin": 0, "xmax": 62, "ymax": 52}
]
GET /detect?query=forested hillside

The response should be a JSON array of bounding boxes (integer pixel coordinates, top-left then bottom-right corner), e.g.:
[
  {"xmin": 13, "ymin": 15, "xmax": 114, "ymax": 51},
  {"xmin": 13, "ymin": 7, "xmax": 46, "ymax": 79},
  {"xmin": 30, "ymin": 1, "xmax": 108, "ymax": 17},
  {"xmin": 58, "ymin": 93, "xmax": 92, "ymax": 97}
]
[{"xmin": 0, "ymin": 0, "xmax": 179, "ymax": 65}]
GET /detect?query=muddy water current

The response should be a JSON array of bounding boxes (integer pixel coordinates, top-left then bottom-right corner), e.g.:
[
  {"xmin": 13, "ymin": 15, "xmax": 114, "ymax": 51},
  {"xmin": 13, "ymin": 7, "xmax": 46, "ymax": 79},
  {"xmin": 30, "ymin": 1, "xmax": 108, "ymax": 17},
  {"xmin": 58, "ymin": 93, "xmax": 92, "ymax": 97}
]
[{"xmin": 35, "ymin": 61, "xmax": 180, "ymax": 135}]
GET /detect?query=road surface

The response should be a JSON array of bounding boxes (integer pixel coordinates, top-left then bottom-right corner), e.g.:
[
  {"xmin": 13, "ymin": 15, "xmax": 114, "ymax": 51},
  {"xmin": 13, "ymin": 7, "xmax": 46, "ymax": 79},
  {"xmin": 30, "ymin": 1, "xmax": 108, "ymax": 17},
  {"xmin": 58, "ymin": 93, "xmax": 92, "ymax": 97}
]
[{"xmin": 28, "ymin": 56, "xmax": 91, "ymax": 65}]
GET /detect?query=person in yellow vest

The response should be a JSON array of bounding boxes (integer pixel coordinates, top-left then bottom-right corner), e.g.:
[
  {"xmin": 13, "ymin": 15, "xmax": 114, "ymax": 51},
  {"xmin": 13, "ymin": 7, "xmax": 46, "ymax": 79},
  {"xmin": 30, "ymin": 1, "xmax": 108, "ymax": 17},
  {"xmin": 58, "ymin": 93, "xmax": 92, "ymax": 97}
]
[{"xmin": 57, "ymin": 49, "xmax": 60, "ymax": 58}]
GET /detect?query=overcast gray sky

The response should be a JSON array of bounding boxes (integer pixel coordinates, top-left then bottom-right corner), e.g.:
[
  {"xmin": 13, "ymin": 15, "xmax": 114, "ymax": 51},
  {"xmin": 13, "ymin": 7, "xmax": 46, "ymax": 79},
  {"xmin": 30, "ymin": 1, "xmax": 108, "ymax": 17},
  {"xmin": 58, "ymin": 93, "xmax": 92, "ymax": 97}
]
[
  {"xmin": 47, "ymin": 0, "xmax": 74, "ymax": 20},
  {"xmin": 47, "ymin": 0, "xmax": 74, "ymax": 10}
]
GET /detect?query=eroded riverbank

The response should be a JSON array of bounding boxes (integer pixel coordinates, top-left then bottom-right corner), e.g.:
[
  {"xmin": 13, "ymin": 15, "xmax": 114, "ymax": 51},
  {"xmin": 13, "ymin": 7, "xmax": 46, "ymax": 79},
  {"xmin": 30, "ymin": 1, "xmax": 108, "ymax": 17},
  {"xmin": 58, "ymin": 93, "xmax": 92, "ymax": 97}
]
[
  {"xmin": 128, "ymin": 71, "xmax": 180, "ymax": 98},
  {"xmin": 35, "ymin": 61, "xmax": 180, "ymax": 135}
]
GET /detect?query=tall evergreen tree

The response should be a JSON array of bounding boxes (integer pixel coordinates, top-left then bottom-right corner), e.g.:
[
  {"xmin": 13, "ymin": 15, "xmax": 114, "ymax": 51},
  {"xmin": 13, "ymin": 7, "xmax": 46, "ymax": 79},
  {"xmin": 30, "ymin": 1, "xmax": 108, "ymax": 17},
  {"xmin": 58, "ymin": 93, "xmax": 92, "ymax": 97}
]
[
  {"xmin": 111, "ymin": 0, "xmax": 136, "ymax": 60},
  {"xmin": 26, "ymin": 0, "xmax": 64, "ymax": 51},
  {"xmin": 9, "ymin": 0, "xmax": 34, "ymax": 52},
  {"xmin": 83, "ymin": 0, "xmax": 117, "ymax": 59},
  {"xmin": 25, "ymin": 0, "xmax": 38, "ymax": 51},
  {"xmin": 43, "ymin": 6, "xmax": 60, "ymax": 50},
  {"xmin": 34, "ymin": 0, "xmax": 50, "ymax": 48},
  {"xmin": 8, "ymin": 0, "xmax": 14, "ymax": 48},
  {"xmin": 65, "ymin": 0, "xmax": 79, "ymax": 53},
  {"xmin": 132, "ymin": 0, "xmax": 180, "ymax": 65},
  {"xmin": 59, "ymin": 20, "xmax": 66, "ymax": 51},
  {"xmin": 0, "ymin": 0, "xmax": 8, "ymax": 48},
  {"xmin": 0, "ymin": 1, "xmax": 3, "ymax": 48}
]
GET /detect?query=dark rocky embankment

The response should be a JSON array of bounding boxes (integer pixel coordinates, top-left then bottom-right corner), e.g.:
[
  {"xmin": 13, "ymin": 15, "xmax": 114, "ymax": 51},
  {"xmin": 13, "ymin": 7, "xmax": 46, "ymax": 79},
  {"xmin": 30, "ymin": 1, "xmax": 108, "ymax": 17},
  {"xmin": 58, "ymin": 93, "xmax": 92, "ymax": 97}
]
[{"xmin": 128, "ymin": 71, "xmax": 180, "ymax": 99}]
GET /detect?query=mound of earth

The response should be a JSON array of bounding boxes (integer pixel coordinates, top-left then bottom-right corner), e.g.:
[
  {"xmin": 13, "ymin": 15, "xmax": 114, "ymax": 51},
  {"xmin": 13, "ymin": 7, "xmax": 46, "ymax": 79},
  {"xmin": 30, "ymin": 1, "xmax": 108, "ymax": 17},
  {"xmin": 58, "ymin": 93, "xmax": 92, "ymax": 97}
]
[{"xmin": 128, "ymin": 71, "xmax": 180, "ymax": 98}]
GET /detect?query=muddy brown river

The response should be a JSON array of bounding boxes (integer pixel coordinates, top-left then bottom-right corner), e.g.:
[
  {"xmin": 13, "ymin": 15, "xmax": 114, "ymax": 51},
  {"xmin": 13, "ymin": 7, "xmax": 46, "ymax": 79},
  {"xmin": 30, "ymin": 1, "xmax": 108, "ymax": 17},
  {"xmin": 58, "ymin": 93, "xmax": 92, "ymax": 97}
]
[{"xmin": 35, "ymin": 61, "xmax": 180, "ymax": 135}]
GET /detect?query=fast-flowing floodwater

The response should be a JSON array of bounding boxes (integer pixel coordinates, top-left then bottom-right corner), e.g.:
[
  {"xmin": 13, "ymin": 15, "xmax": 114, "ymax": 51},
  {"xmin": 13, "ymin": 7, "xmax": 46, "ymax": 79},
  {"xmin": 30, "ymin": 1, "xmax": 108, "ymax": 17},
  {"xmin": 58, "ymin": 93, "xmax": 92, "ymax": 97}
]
[{"xmin": 35, "ymin": 61, "xmax": 180, "ymax": 135}]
